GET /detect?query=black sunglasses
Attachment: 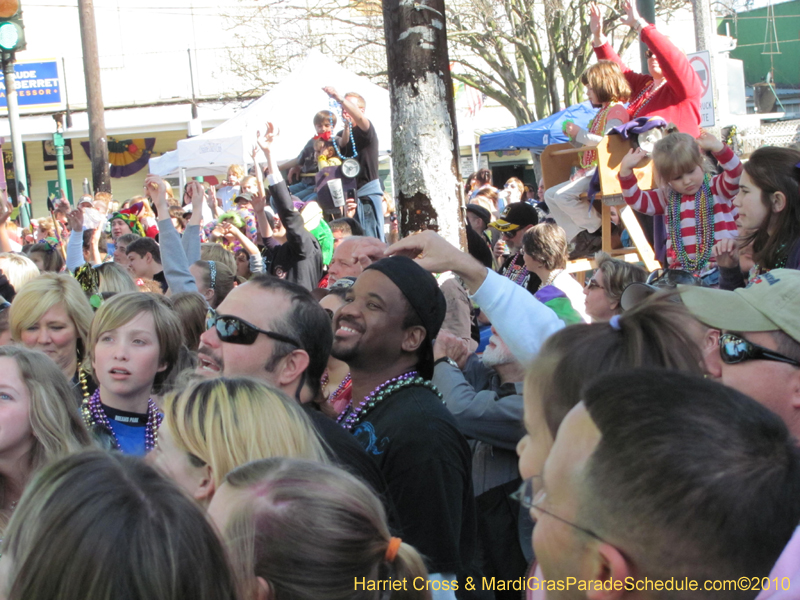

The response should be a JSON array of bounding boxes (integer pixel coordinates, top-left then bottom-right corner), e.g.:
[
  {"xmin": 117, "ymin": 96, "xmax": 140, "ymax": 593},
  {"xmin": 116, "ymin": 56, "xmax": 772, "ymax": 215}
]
[
  {"xmin": 206, "ymin": 308, "xmax": 301, "ymax": 348},
  {"xmin": 719, "ymin": 333, "xmax": 800, "ymax": 368},
  {"xmin": 645, "ymin": 50, "xmax": 655, "ymax": 59},
  {"xmin": 502, "ymin": 228, "xmax": 519, "ymax": 239}
]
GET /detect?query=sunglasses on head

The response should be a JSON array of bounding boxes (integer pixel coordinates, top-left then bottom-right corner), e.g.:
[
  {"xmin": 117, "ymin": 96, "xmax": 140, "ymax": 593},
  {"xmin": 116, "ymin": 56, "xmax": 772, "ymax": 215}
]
[
  {"xmin": 719, "ymin": 333, "xmax": 800, "ymax": 368},
  {"xmin": 206, "ymin": 308, "xmax": 301, "ymax": 347}
]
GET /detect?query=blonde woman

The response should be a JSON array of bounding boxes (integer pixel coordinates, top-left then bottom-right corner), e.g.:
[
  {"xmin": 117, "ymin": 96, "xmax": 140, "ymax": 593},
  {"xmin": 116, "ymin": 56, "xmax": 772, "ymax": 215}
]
[
  {"xmin": 0, "ymin": 346, "xmax": 92, "ymax": 534},
  {"xmin": 209, "ymin": 458, "xmax": 432, "ymax": 600},
  {"xmin": 0, "ymin": 253, "xmax": 39, "ymax": 297},
  {"xmin": 9, "ymin": 273, "xmax": 95, "ymax": 399},
  {"xmin": 149, "ymin": 377, "xmax": 327, "ymax": 507},
  {"xmin": 0, "ymin": 451, "xmax": 239, "ymax": 600}
]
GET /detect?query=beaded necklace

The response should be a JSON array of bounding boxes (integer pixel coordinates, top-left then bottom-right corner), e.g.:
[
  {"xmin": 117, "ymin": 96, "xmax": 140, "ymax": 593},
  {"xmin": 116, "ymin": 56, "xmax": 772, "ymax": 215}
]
[
  {"xmin": 627, "ymin": 79, "xmax": 667, "ymax": 118},
  {"xmin": 78, "ymin": 369, "xmax": 90, "ymax": 400},
  {"xmin": 333, "ymin": 123, "xmax": 358, "ymax": 160},
  {"xmin": 749, "ymin": 243, "xmax": 788, "ymax": 282},
  {"xmin": 321, "ymin": 371, "xmax": 353, "ymax": 414},
  {"xmin": 667, "ymin": 173, "xmax": 714, "ymax": 272},
  {"xmin": 579, "ymin": 103, "xmax": 615, "ymax": 169},
  {"xmin": 504, "ymin": 252, "xmax": 529, "ymax": 286},
  {"xmin": 337, "ymin": 371, "xmax": 442, "ymax": 431},
  {"xmin": 537, "ymin": 268, "xmax": 563, "ymax": 291},
  {"xmin": 81, "ymin": 389, "xmax": 162, "ymax": 452}
]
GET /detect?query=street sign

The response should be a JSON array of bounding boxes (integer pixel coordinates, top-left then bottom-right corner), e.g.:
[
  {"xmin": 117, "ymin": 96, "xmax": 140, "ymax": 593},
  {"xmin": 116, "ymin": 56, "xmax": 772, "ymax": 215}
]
[
  {"xmin": 688, "ymin": 51, "xmax": 715, "ymax": 128},
  {"xmin": 0, "ymin": 59, "xmax": 65, "ymax": 114}
]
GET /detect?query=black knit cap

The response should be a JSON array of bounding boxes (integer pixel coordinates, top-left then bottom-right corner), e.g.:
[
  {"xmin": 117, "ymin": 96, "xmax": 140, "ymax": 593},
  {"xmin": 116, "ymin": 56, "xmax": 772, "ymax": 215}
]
[{"xmin": 365, "ymin": 255, "xmax": 446, "ymax": 379}]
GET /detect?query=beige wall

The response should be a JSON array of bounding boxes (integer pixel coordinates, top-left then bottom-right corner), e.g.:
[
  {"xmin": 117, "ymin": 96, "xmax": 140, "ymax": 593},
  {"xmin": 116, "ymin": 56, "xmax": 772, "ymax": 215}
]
[{"xmin": 23, "ymin": 129, "xmax": 187, "ymax": 218}]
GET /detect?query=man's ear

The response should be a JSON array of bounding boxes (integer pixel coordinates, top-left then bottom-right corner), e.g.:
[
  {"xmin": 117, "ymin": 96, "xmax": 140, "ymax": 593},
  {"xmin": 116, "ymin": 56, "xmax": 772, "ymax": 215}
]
[
  {"xmin": 401, "ymin": 326, "xmax": 427, "ymax": 354},
  {"xmin": 585, "ymin": 542, "xmax": 631, "ymax": 600},
  {"xmin": 276, "ymin": 349, "xmax": 311, "ymax": 388}
]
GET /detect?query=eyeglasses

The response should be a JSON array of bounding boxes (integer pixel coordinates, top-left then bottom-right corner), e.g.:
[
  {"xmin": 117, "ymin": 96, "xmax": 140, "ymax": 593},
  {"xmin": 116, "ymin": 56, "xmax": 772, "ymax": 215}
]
[
  {"xmin": 206, "ymin": 308, "xmax": 301, "ymax": 347},
  {"xmin": 502, "ymin": 229, "xmax": 519, "ymax": 239},
  {"xmin": 645, "ymin": 50, "xmax": 655, "ymax": 59},
  {"xmin": 585, "ymin": 278, "xmax": 602, "ymax": 290},
  {"xmin": 719, "ymin": 333, "xmax": 800, "ymax": 368},
  {"xmin": 511, "ymin": 476, "xmax": 605, "ymax": 543}
]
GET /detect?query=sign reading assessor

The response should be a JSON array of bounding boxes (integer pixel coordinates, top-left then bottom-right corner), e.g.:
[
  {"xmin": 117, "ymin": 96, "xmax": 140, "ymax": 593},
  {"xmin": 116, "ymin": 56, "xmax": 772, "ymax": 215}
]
[{"xmin": 0, "ymin": 59, "xmax": 65, "ymax": 114}]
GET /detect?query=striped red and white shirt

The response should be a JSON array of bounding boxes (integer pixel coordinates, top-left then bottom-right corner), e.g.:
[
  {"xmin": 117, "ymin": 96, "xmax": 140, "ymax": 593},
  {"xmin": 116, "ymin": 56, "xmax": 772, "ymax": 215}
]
[{"xmin": 619, "ymin": 145, "xmax": 741, "ymax": 269}]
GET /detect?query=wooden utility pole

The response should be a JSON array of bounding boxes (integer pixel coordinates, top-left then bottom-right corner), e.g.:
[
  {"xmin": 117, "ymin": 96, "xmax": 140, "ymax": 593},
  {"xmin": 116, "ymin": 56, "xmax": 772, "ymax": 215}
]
[
  {"xmin": 78, "ymin": 0, "xmax": 110, "ymax": 193},
  {"xmin": 382, "ymin": 0, "xmax": 465, "ymax": 249}
]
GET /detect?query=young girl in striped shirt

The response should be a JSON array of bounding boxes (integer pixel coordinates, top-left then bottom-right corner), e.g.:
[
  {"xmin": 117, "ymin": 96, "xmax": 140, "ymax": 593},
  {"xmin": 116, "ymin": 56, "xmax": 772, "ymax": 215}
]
[{"xmin": 619, "ymin": 129, "xmax": 741, "ymax": 275}]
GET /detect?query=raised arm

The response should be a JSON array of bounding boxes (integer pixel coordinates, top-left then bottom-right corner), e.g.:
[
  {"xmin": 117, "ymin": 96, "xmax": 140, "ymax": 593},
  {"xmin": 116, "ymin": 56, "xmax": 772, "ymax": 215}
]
[
  {"xmin": 146, "ymin": 174, "xmax": 198, "ymax": 295},
  {"xmin": 386, "ymin": 231, "xmax": 565, "ymax": 365}
]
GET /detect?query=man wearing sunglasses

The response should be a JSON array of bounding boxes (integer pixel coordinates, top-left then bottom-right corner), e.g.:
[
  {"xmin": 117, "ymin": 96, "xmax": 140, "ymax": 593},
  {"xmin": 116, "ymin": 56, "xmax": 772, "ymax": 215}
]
[
  {"xmin": 678, "ymin": 269, "xmax": 800, "ymax": 437},
  {"xmin": 488, "ymin": 203, "xmax": 540, "ymax": 294},
  {"xmin": 196, "ymin": 273, "xmax": 390, "ymax": 502},
  {"xmin": 527, "ymin": 369, "xmax": 800, "ymax": 598}
]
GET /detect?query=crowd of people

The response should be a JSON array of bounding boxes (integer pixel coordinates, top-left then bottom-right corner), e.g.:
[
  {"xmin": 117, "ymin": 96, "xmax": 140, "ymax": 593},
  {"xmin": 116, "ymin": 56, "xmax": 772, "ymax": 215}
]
[{"xmin": 0, "ymin": 4, "xmax": 798, "ymax": 599}]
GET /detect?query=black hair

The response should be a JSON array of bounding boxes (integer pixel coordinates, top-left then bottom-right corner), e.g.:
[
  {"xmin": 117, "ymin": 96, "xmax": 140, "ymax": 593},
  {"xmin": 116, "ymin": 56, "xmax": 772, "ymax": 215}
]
[
  {"xmin": 247, "ymin": 275, "xmax": 332, "ymax": 398},
  {"xmin": 126, "ymin": 237, "xmax": 161, "ymax": 264},
  {"xmin": 581, "ymin": 368, "xmax": 800, "ymax": 597}
]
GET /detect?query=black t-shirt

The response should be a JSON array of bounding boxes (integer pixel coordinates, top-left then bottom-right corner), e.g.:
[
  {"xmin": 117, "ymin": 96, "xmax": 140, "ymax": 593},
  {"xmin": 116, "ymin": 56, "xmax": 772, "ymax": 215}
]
[
  {"xmin": 346, "ymin": 121, "xmax": 379, "ymax": 188},
  {"xmin": 153, "ymin": 271, "xmax": 169, "ymax": 294},
  {"xmin": 296, "ymin": 138, "xmax": 318, "ymax": 175},
  {"xmin": 499, "ymin": 252, "xmax": 541, "ymax": 294},
  {"xmin": 303, "ymin": 407, "xmax": 395, "ymax": 522},
  {"xmin": 262, "ymin": 179, "xmax": 322, "ymax": 291},
  {"xmin": 349, "ymin": 384, "xmax": 477, "ymax": 576}
]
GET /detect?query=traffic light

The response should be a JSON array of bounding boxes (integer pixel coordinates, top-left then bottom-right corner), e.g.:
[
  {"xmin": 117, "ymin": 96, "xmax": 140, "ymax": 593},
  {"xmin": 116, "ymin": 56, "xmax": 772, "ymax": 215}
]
[{"xmin": 0, "ymin": 0, "xmax": 25, "ymax": 52}]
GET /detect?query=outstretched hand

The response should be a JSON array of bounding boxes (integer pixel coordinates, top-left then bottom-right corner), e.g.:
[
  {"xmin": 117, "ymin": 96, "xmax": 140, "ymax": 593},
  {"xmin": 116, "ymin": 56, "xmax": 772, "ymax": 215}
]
[
  {"xmin": 0, "ymin": 191, "xmax": 11, "ymax": 226},
  {"xmin": 256, "ymin": 123, "xmax": 279, "ymax": 155},
  {"xmin": 620, "ymin": 147, "xmax": 647, "ymax": 175},
  {"xmin": 144, "ymin": 174, "xmax": 168, "ymax": 206},
  {"xmin": 696, "ymin": 129, "xmax": 725, "ymax": 153},
  {"xmin": 589, "ymin": 3, "xmax": 603, "ymax": 36},
  {"xmin": 621, "ymin": 0, "xmax": 641, "ymax": 29},
  {"xmin": 66, "ymin": 207, "xmax": 84, "ymax": 232}
]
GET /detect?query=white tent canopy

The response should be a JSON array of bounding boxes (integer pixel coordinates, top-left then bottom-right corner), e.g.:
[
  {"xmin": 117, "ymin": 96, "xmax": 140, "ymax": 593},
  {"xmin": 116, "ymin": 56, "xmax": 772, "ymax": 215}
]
[{"xmin": 149, "ymin": 51, "xmax": 392, "ymax": 179}]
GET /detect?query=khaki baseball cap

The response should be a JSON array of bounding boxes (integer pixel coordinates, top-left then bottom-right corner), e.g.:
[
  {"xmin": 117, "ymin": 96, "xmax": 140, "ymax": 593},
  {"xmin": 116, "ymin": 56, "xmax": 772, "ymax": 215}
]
[{"xmin": 678, "ymin": 269, "xmax": 800, "ymax": 343}]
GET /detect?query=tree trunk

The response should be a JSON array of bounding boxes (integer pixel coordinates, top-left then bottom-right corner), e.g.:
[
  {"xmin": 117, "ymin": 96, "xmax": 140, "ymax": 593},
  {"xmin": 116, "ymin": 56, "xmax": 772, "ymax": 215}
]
[
  {"xmin": 383, "ymin": 0, "xmax": 465, "ymax": 249},
  {"xmin": 78, "ymin": 0, "xmax": 111, "ymax": 193}
]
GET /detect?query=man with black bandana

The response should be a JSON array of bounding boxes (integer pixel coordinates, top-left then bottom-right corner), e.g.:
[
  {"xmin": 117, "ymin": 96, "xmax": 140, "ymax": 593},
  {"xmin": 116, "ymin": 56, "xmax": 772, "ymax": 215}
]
[{"xmin": 332, "ymin": 255, "xmax": 481, "ymax": 599}]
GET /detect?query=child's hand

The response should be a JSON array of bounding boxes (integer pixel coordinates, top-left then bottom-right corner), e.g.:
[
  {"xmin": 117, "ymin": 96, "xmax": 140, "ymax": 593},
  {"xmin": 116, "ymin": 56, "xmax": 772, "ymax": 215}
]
[
  {"xmin": 697, "ymin": 129, "xmax": 724, "ymax": 153},
  {"xmin": 620, "ymin": 147, "xmax": 647, "ymax": 175},
  {"xmin": 712, "ymin": 238, "xmax": 740, "ymax": 269},
  {"xmin": 564, "ymin": 122, "xmax": 579, "ymax": 139}
]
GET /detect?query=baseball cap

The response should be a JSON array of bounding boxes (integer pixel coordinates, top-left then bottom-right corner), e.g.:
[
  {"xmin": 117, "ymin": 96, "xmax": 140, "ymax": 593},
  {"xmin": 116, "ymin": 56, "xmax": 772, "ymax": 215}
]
[
  {"xmin": 678, "ymin": 269, "xmax": 800, "ymax": 343},
  {"xmin": 233, "ymin": 192, "xmax": 254, "ymax": 204},
  {"xmin": 465, "ymin": 203, "xmax": 491, "ymax": 226},
  {"xmin": 488, "ymin": 202, "xmax": 538, "ymax": 232}
]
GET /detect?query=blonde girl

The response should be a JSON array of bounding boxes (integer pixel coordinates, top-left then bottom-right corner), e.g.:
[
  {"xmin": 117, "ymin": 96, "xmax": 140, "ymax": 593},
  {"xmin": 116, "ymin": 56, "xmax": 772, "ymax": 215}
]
[
  {"xmin": 0, "ymin": 346, "xmax": 91, "ymax": 534},
  {"xmin": 619, "ymin": 129, "xmax": 741, "ymax": 275},
  {"xmin": 149, "ymin": 376, "xmax": 328, "ymax": 507}
]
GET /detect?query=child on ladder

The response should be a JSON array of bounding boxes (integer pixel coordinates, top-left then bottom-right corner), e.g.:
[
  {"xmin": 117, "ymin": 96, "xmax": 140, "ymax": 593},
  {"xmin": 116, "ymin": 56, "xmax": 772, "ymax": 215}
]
[{"xmin": 619, "ymin": 129, "xmax": 741, "ymax": 281}]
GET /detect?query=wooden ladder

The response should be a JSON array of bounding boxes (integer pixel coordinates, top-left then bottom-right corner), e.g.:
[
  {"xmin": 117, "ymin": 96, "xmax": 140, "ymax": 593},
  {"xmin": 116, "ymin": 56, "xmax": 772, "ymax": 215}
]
[{"xmin": 540, "ymin": 136, "xmax": 660, "ymax": 281}]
